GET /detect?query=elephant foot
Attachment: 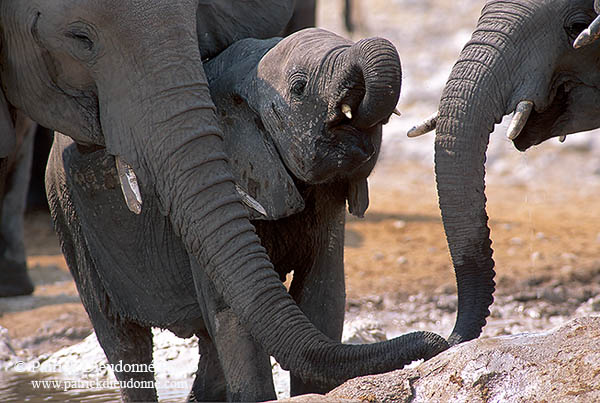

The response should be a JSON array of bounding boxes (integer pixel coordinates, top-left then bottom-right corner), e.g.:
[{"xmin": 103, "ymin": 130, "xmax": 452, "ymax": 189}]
[{"xmin": 0, "ymin": 259, "xmax": 34, "ymax": 297}]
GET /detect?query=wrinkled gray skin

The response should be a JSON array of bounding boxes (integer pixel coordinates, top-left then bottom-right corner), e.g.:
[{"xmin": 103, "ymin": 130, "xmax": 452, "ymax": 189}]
[
  {"xmin": 46, "ymin": 28, "xmax": 448, "ymax": 401},
  {"xmin": 433, "ymin": 0, "xmax": 600, "ymax": 346}
]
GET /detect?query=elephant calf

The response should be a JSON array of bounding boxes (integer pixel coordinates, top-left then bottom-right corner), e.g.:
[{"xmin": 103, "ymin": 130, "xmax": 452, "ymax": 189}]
[{"xmin": 46, "ymin": 28, "xmax": 446, "ymax": 401}]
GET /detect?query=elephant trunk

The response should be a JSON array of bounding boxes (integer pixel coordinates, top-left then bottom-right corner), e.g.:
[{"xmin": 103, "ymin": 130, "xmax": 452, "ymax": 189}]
[
  {"xmin": 101, "ymin": 17, "xmax": 446, "ymax": 387},
  {"xmin": 134, "ymin": 88, "xmax": 448, "ymax": 385},
  {"xmin": 350, "ymin": 38, "xmax": 402, "ymax": 129},
  {"xmin": 435, "ymin": 1, "xmax": 547, "ymax": 345}
]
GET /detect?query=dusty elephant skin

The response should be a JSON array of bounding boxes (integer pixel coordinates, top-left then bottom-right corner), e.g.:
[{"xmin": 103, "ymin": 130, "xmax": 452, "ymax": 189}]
[
  {"xmin": 430, "ymin": 0, "xmax": 600, "ymax": 347},
  {"xmin": 45, "ymin": 28, "xmax": 448, "ymax": 401},
  {"xmin": 326, "ymin": 316, "xmax": 600, "ymax": 403}
]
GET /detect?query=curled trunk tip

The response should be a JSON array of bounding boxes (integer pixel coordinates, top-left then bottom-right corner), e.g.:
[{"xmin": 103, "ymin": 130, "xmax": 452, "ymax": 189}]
[{"xmin": 351, "ymin": 37, "xmax": 402, "ymax": 129}]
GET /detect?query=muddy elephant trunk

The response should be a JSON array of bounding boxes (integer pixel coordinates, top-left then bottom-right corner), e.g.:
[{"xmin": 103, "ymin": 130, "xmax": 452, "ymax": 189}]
[
  {"xmin": 350, "ymin": 38, "xmax": 402, "ymax": 129},
  {"xmin": 434, "ymin": 1, "xmax": 546, "ymax": 345}
]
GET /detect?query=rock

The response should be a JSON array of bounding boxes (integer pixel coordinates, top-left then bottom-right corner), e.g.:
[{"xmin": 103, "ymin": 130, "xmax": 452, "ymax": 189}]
[
  {"xmin": 373, "ymin": 252, "xmax": 385, "ymax": 261},
  {"xmin": 392, "ymin": 220, "xmax": 406, "ymax": 229},
  {"xmin": 276, "ymin": 394, "xmax": 358, "ymax": 402},
  {"xmin": 324, "ymin": 316, "xmax": 600, "ymax": 402},
  {"xmin": 509, "ymin": 237, "xmax": 523, "ymax": 245}
]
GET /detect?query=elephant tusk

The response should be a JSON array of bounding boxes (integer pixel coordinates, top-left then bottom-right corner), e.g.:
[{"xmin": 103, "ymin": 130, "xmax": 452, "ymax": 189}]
[
  {"xmin": 393, "ymin": 108, "xmax": 402, "ymax": 117},
  {"xmin": 574, "ymin": 15, "xmax": 600, "ymax": 49},
  {"xmin": 115, "ymin": 156, "xmax": 143, "ymax": 215},
  {"xmin": 559, "ymin": 135, "xmax": 566, "ymax": 143},
  {"xmin": 407, "ymin": 112, "xmax": 437, "ymax": 138},
  {"xmin": 235, "ymin": 185, "xmax": 267, "ymax": 217},
  {"xmin": 507, "ymin": 101, "xmax": 534, "ymax": 140},
  {"xmin": 341, "ymin": 104, "xmax": 353, "ymax": 120}
]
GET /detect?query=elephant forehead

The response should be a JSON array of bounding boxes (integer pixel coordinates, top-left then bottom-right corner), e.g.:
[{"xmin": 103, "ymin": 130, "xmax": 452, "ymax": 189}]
[{"xmin": 258, "ymin": 28, "xmax": 352, "ymax": 76}]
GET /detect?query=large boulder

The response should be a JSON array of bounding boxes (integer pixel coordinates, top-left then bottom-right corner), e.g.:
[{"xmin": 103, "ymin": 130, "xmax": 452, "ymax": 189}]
[{"xmin": 326, "ymin": 316, "xmax": 600, "ymax": 402}]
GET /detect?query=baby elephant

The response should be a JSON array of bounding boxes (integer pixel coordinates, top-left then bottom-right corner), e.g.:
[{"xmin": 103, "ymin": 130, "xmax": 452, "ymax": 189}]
[{"xmin": 47, "ymin": 29, "xmax": 444, "ymax": 401}]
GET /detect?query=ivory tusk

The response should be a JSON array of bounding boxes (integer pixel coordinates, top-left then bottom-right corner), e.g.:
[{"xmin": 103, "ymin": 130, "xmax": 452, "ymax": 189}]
[
  {"xmin": 559, "ymin": 135, "xmax": 566, "ymax": 143},
  {"xmin": 115, "ymin": 156, "xmax": 143, "ymax": 215},
  {"xmin": 235, "ymin": 185, "xmax": 267, "ymax": 217},
  {"xmin": 341, "ymin": 104, "xmax": 353, "ymax": 120},
  {"xmin": 393, "ymin": 108, "xmax": 402, "ymax": 117},
  {"xmin": 507, "ymin": 101, "xmax": 534, "ymax": 140},
  {"xmin": 574, "ymin": 15, "xmax": 600, "ymax": 49},
  {"xmin": 407, "ymin": 112, "xmax": 438, "ymax": 138}
]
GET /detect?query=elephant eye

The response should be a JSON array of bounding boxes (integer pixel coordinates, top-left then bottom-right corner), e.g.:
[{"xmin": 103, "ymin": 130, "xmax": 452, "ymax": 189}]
[
  {"xmin": 290, "ymin": 79, "xmax": 307, "ymax": 97},
  {"xmin": 65, "ymin": 29, "xmax": 94, "ymax": 51}
]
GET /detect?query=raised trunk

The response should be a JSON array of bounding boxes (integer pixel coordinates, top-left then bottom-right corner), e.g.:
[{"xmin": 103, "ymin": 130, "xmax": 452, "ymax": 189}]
[
  {"xmin": 352, "ymin": 38, "xmax": 401, "ymax": 129},
  {"xmin": 435, "ymin": 1, "xmax": 540, "ymax": 345},
  {"xmin": 101, "ymin": 11, "xmax": 446, "ymax": 387}
]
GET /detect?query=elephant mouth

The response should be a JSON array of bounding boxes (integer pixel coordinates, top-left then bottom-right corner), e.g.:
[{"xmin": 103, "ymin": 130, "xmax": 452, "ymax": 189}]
[
  {"xmin": 328, "ymin": 122, "xmax": 380, "ymax": 176},
  {"xmin": 513, "ymin": 76, "xmax": 600, "ymax": 152},
  {"xmin": 303, "ymin": 122, "xmax": 380, "ymax": 185},
  {"xmin": 513, "ymin": 82, "xmax": 571, "ymax": 151}
]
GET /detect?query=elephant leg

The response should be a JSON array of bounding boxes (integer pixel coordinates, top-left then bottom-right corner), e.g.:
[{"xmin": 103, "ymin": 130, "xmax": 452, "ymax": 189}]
[
  {"xmin": 191, "ymin": 258, "xmax": 276, "ymax": 402},
  {"xmin": 0, "ymin": 116, "xmax": 36, "ymax": 297},
  {"xmin": 88, "ymin": 304, "xmax": 156, "ymax": 401},
  {"xmin": 188, "ymin": 328, "xmax": 227, "ymax": 402},
  {"xmin": 288, "ymin": 210, "xmax": 346, "ymax": 396},
  {"xmin": 46, "ymin": 157, "xmax": 158, "ymax": 402}
]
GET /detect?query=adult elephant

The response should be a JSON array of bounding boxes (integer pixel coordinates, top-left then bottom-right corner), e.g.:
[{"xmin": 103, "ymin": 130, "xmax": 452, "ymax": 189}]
[
  {"xmin": 411, "ymin": 0, "xmax": 600, "ymax": 345},
  {"xmin": 46, "ymin": 28, "xmax": 440, "ymax": 400},
  {"xmin": 2, "ymin": 1, "xmax": 446, "ymax": 401}
]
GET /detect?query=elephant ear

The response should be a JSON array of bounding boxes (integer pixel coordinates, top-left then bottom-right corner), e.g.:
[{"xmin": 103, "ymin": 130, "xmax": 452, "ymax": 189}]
[
  {"xmin": 206, "ymin": 40, "xmax": 304, "ymax": 220},
  {"xmin": 215, "ymin": 97, "xmax": 304, "ymax": 221},
  {"xmin": 196, "ymin": 0, "xmax": 294, "ymax": 60}
]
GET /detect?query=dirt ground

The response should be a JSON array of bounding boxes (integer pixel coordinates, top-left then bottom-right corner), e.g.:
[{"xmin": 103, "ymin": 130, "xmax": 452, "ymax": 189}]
[{"xmin": 2, "ymin": 160, "xmax": 599, "ymax": 359}]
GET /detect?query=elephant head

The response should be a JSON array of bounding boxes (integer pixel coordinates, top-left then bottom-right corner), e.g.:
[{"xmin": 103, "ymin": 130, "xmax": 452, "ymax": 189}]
[
  {"xmin": 208, "ymin": 28, "xmax": 398, "ymax": 218},
  {"xmin": 421, "ymin": 0, "xmax": 600, "ymax": 346},
  {"xmin": 1, "ymin": 0, "xmax": 447, "ymax": 386}
]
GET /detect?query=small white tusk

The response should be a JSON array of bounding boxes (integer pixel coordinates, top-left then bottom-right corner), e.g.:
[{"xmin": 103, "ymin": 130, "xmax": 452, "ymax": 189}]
[
  {"xmin": 559, "ymin": 135, "xmax": 566, "ymax": 143},
  {"xmin": 574, "ymin": 15, "xmax": 600, "ymax": 49},
  {"xmin": 507, "ymin": 101, "xmax": 534, "ymax": 140},
  {"xmin": 341, "ymin": 104, "xmax": 353, "ymax": 120},
  {"xmin": 115, "ymin": 156, "xmax": 142, "ymax": 215},
  {"xmin": 235, "ymin": 185, "xmax": 267, "ymax": 217},
  {"xmin": 393, "ymin": 108, "xmax": 402, "ymax": 117},
  {"xmin": 407, "ymin": 112, "xmax": 438, "ymax": 138}
]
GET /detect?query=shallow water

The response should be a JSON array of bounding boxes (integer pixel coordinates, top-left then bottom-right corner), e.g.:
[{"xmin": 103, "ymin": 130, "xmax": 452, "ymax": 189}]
[
  {"xmin": 0, "ymin": 372, "xmax": 120, "ymax": 402},
  {"xmin": 0, "ymin": 371, "xmax": 191, "ymax": 402}
]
